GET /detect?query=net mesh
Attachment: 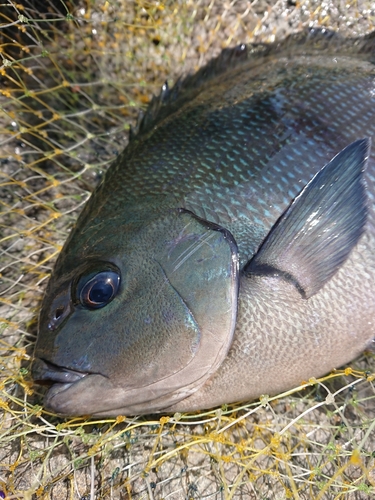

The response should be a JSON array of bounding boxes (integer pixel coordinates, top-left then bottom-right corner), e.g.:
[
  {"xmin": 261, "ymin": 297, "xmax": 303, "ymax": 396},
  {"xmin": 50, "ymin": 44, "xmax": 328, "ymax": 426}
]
[{"xmin": 1, "ymin": 1, "xmax": 375, "ymax": 498}]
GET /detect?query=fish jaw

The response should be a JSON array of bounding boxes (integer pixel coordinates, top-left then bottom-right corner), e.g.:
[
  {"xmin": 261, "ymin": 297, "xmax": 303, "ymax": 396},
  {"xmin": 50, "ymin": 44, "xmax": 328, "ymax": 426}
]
[
  {"xmin": 32, "ymin": 358, "xmax": 90, "ymax": 414},
  {"xmin": 32, "ymin": 357, "xmax": 150, "ymax": 415},
  {"xmin": 35, "ymin": 364, "xmax": 200, "ymax": 416}
]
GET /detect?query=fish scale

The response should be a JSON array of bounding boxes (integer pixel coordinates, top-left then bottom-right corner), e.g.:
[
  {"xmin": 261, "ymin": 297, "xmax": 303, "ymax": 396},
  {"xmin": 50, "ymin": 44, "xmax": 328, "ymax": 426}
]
[{"xmin": 32, "ymin": 29, "xmax": 375, "ymax": 416}]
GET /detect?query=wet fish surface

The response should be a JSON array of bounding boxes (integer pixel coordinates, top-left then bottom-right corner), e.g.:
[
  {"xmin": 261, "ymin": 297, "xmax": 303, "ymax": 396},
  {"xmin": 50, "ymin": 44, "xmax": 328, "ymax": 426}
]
[{"xmin": 33, "ymin": 29, "xmax": 375, "ymax": 416}]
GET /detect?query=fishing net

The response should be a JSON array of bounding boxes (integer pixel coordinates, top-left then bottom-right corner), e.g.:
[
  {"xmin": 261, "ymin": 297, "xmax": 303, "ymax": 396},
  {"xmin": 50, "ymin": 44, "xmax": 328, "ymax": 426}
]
[{"xmin": 1, "ymin": 0, "xmax": 375, "ymax": 498}]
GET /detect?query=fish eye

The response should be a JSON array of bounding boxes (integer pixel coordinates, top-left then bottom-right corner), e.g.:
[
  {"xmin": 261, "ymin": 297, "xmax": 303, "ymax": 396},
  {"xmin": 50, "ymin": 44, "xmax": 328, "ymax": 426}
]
[{"xmin": 78, "ymin": 271, "xmax": 120, "ymax": 309}]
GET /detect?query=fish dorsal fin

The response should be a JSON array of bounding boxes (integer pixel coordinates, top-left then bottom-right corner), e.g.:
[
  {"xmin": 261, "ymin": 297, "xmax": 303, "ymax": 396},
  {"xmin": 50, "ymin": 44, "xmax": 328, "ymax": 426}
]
[
  {"xmin": 130, "ymin": 44, "xmax": 249, "ymax": 140},
  {"xmin": 244, "ymin": 139, "xmax": 370, "ymax": 299},
  {"xmin": 131, "ymin": 29, "xmax": 375, "ymax": 141}
]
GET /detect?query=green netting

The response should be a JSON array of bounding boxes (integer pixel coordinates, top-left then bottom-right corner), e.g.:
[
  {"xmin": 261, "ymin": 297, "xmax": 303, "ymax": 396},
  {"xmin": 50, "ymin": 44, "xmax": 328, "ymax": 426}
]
[{"xmin": 1, "ymin": 1, "xmax": 375, "ymax": 498}]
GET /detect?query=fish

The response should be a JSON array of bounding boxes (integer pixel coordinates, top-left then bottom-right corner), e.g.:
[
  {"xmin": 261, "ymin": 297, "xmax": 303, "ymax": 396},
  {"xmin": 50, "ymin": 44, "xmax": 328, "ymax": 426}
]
[{"xmin": 32, "ymin": 28, "xmax": 375, "ymax": 417}]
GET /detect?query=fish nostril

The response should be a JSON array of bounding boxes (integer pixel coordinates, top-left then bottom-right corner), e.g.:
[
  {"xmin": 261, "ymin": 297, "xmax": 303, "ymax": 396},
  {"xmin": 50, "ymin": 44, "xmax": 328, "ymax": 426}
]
[
  {"xmin": 48, "ymin": 304, "xmax": 68, "ymax": 330},
  {"xmin": 54, "ymin": 305, "xmax": 65, "ymax": 320}
]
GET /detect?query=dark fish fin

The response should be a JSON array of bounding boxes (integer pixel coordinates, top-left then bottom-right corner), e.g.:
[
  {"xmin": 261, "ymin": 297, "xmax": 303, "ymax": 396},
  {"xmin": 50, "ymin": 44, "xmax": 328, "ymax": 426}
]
[
  {"xmin": 244, "ymin": 139, "xmax": 370, "ymax": 299},
  {"xmin": 271, "ymin": 27, "xmax": 375, "ymax": 61},
  {"xmin": 130, "ymin": 29, "xmax": 375, "ymax": 141},
  {"xmin": 131, "ymin": 44, "xmax": 248, "ymax": 139},
  {"xmin": 354, "ymin": 30, "xmax": 375, "ymax": 59}
]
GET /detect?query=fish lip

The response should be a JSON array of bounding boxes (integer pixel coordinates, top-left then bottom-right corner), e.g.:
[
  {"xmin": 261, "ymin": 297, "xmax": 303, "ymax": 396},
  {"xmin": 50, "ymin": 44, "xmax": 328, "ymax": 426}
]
[
  {"xmin": 32, "ymin": 358, "xmax": 88, "ymax": 385},
  {"xmin": 45, "ymin": 381, "xmax": 76, "ymax": 404}
]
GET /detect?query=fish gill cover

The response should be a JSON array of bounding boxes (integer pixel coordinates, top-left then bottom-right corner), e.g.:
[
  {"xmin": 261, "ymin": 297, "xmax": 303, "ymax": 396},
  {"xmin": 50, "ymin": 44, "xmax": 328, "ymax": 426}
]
[{"xmin": 1, "ymin": 1, "xmax": 375, "ymax": 498}]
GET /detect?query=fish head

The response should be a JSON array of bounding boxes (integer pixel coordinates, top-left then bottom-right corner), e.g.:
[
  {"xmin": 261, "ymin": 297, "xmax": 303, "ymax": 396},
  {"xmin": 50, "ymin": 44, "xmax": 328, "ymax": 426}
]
[{"xmin": 33, "ymin": 203, "xmax": 238, "ymax": 416}]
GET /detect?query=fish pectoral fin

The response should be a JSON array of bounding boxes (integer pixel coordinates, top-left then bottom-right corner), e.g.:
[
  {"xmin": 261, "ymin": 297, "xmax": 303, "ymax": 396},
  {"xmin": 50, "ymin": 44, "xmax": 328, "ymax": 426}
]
[{"xmin": 244, "ymin": 138, "xmax": 370, "ymax": 299}]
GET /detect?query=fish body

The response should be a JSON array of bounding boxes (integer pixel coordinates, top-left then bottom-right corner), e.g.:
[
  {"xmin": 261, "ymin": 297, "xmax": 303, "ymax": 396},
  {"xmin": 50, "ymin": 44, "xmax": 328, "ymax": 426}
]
[{"xmin": 33, "ymin": 29, "xmax": 375, "ymax": 416}]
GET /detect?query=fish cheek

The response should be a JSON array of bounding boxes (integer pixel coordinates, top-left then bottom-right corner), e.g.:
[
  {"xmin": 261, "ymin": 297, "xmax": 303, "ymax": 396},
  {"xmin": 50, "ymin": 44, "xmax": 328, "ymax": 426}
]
[
  {"xmin": 109, "ymin": 273, "xmax": 202, "ymax": 388},
  {"xmin": 52, "ymin": 265, "xmax": 201, "ymax": 388}
]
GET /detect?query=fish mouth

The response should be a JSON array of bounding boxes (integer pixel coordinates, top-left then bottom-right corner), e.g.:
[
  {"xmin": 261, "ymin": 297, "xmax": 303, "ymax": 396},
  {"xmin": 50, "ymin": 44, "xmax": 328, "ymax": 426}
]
[{"xmin": 32, "ymin": 358, "xmax": 87, "ymax": 390}]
